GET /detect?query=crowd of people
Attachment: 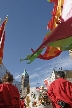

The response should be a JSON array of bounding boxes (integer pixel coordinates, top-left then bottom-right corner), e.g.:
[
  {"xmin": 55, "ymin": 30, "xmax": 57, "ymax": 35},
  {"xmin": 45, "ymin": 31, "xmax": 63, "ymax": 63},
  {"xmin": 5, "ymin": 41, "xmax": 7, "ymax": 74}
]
[{"xmin": 0, "ymin": 71, "xmax": 72, "ymax": 108}]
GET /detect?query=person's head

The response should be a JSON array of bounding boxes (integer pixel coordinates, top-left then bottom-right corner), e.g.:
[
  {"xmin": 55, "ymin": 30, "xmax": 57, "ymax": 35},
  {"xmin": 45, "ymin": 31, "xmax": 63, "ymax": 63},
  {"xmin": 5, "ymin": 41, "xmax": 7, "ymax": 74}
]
[
  {"xmin": 56, "ymin": 71, "xmax": 65, "ymax": 79},
  {"xmin": 2, "ymin": 71, "xmax": 14, "ymax": 84}
]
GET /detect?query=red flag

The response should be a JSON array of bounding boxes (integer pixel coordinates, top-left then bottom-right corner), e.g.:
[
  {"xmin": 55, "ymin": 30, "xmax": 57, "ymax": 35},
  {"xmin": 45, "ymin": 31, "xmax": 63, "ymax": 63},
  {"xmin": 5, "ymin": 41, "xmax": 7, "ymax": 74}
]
[
  {"xmin": 0, "ymin": 31, "xmax": 5, "ymax": 59},
  {"xmin": 0, "ymin": 16, "xmax": 8, "ymax": 64},
  {"xmin": 0, "ymin": 17, "xmax": 7, "ymax": 41},
  {"xmin": 31, "ymin": 17, "xmax": 72, "ymax": 57},
  {"xmin": 31, "ymin": 46, "xmax": 61, "ymax": 60}
]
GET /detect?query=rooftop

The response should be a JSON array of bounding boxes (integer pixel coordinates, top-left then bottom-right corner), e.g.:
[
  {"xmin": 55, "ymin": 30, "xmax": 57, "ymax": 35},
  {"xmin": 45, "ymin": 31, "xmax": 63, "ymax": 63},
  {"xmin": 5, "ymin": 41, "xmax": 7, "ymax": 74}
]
[{"xmin": 22, "ymin": 69, "xmax": 29, "ymax": 76}]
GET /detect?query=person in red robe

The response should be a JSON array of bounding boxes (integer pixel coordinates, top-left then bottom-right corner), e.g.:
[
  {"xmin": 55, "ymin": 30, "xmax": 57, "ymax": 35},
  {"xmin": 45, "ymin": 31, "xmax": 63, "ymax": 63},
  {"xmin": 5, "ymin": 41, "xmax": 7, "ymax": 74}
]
[
  {"xmin": 0, "ymin": 71, "xmax": 20, "ymax": 108},
  {"xmin": 20, "ymin": 97, "xmax": 26, "ymax": 108},
  {"xmin": 48, "ymin": 71, "xmax": 72, "ymax": 108}
]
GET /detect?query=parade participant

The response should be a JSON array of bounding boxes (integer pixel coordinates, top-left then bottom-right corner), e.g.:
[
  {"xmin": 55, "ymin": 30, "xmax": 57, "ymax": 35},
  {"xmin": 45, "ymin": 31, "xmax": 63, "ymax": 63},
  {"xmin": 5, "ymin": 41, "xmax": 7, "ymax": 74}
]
[
  {"xmin": 20, "ymin": 96, "xmax": 26, "ymax": 108},
  {"xmin": 42, "ymin": 91, "xmax": 49, "ymax": 106},
  {"xmin": 0, "ymin": 71, "xmax": 20, "ymax": 108},
  {"xmin": 48, "ymin": 71, "xmax": 72, "ymax": 108}
]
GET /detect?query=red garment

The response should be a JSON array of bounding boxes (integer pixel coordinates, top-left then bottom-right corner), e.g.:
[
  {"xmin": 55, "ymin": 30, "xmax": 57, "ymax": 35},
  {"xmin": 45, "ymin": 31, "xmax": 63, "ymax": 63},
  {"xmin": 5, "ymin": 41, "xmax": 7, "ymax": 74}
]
[
  {"xmin": 0, "ymin": 83, "xmax": 20, "ymax": 108},
  {"xmin": 20, "ymin": 99, "xmax": 25, "ymax": 108},
  {"xmin": 52, "ymin": 102, "xmax": 56, "ymax": 108},
  {"xmin": 48, "ymin": 78, "xmax": 72, "ymax": 108}
]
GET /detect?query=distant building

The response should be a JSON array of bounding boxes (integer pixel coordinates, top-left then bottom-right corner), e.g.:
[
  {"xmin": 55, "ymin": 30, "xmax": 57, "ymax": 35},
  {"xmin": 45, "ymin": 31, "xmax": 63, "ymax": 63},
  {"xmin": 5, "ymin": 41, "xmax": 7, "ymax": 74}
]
[
  {"xmin": 20, "ymin": 69, "xmax": 29, "ymax": 97},
  {"xmin": 49, "ymin": 70, "xmax": 56, "ymax": 83},
  {"xmin": 45, "ymin": 70, "xmax": 56, "ymax": 86},
  {"xmin": 69, "ymin": 50, "xmax": 72, "ymax": 59},
  {"xmin": 64, "ymin": 70, "xmax": 72, "ymax": 83},
  {"xmin": 21, "ymin": 69, "xmax": 29, "ymax": 87}
]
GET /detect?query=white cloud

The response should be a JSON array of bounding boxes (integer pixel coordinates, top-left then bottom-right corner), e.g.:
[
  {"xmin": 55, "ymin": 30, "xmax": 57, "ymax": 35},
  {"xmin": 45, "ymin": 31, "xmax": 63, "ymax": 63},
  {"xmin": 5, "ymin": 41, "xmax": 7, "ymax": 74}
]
[
  {"xmin": 54, "ymin": 56, "xmax": 72, "ymax": 70},
  {"xmin": 30, "ymin": 73, "xmax": 39, "ymax": 79},
  {"xmin": 30, "ymin": 82, "xmax": 37, "ymax": 86},
  {"xmin": 35, "ymin": 64, "xmax": 47, "ymax": 71},
  {"xmin": 14, "ymin": 74, "xmax": 21, "ymax": 80}
]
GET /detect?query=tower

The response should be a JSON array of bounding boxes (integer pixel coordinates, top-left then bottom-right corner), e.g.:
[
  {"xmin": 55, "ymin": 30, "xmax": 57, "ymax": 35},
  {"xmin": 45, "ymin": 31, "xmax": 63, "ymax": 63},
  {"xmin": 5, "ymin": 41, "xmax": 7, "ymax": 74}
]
[{"xmin": 20, "ymin": 69, "xmax": 30, "ymax": 97}]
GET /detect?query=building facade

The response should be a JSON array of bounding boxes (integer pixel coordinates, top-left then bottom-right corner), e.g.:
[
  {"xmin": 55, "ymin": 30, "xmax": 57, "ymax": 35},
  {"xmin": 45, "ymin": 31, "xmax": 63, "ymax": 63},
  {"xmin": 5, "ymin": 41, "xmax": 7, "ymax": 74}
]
[
  {"xmin": 69, "ymin": 50, "xmax": 72, "ymax": 59},
  {"xmin": 46, "ymin": 70, "xmax": 56, "ymax": 86},
  {"xmin": 20, "ymin": 69, "xmax": 29, "ymax": 97},
  {"xmin": 64, "ymin": 70, "xmax": 72, "ymax": 83}
]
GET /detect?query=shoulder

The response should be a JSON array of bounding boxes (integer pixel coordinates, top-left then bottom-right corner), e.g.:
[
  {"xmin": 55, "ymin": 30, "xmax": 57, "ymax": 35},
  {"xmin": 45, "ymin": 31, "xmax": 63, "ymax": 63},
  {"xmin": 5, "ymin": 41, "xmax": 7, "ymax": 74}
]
[
  {"xmin": 65, "ymin": 79, "xmax": 72, "ymax": 85},
  {"xmin": 48, "ymin": 81, "xmax": 55, "ymax": 89},
  {"xmin": 12, "ymin": 84, "xmax": 19, "ymax": 91},
  {"xmin": 49, "ymin": 79, "xmax": 59, "ymax": 88},
  {"xmin": 50, "ymin": 79, "xmax": 57, "ymax": 85},
  {"xmin": 57, "ymin": 78, "xmax": 72, "ymax": 87}
]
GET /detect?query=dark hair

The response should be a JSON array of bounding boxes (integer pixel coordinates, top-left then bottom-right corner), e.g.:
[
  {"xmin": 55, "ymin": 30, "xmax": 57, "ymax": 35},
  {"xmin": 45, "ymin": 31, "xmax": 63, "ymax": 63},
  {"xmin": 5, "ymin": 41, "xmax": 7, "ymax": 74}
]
[
  {"xmin": 2, "ymin": 72, "xmax": 14, "ymax": 82},
  {"xmin": 56, "ymin": 71, "xmax": 65, "ymax": 78},
  {"xmin": 0, "ymin": 79, "xmax": 2, "ymax": 84}
]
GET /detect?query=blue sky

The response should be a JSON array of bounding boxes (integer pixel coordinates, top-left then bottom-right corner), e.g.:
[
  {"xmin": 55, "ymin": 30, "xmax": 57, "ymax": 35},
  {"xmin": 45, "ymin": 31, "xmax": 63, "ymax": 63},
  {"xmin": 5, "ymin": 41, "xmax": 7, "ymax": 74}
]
[{"xmin": 0, "ymin": 0, "xmax": 72, "ymax": 87}]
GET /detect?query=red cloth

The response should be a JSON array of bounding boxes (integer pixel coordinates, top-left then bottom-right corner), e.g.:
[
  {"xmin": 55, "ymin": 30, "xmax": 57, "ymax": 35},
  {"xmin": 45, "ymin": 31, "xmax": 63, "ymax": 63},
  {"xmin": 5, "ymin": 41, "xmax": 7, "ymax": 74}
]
[
  {"xmin": 31, "ymin": 47, "xmax": 61, "ymax": 60},
  {"xmin": 48, "ymin": 78, "xmax": 72, "ymax": 108},
  {"xmin": 31, "ymin": 17, "xmax": 72, "ymax": 56},
  {"xmin": 0, "ymin": 83, "xmax": 20, "ymax": 108},
  {"xmin": 0, "ymin": 31, "xmax": 5, "ymax": 59},
  {"xmin": 20, "ymin": 99, "xmax": 26, "ymax": 108},
  {"xmin": 51, "ymin": 101, "xmax": 56, "ymax": 108}
]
